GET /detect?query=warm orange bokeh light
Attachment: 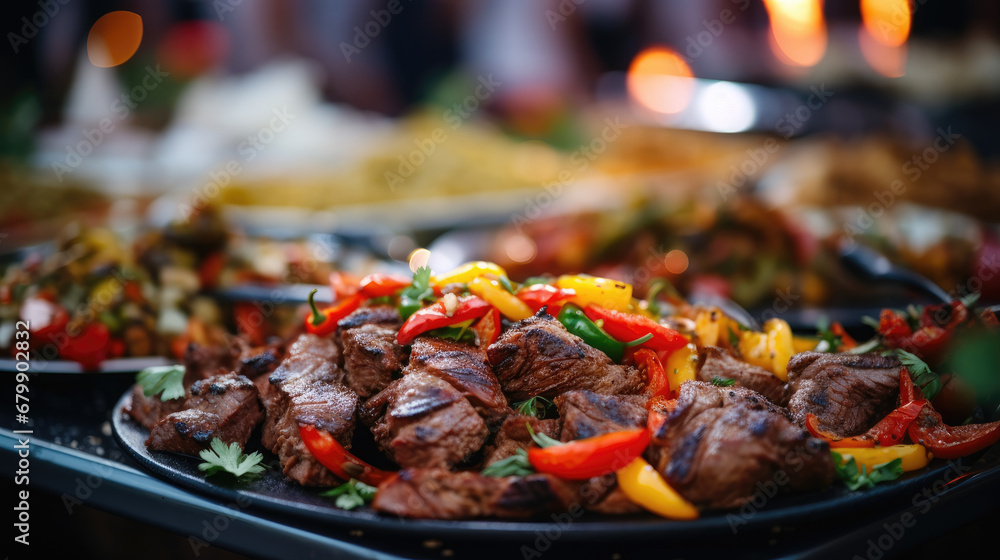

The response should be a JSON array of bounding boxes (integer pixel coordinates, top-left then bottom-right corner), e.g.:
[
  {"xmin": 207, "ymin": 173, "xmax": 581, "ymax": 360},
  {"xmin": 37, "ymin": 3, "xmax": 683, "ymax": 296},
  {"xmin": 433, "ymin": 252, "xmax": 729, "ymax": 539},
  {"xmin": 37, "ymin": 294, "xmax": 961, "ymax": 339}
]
[
  {"xmin": 861, "ymin": 0, "xmax": 911, "ymax": 47},
  {"xmin": 87, "ymin": 11, "xmax": 143, "ymax": 68},
  {"xmin": 664, "ymin": 250, "xmax": 690, "ymax": 275},
  {"xmin": 626, "ymin": 47, "xmax": 695, "ymax": 115},
  {"xmin": 763, "ymin": 0, "xmax": 827, "ymax": 68},
  {"xmin": 859, "ymin": 27, "xmax": 907, "ymax": 78}
]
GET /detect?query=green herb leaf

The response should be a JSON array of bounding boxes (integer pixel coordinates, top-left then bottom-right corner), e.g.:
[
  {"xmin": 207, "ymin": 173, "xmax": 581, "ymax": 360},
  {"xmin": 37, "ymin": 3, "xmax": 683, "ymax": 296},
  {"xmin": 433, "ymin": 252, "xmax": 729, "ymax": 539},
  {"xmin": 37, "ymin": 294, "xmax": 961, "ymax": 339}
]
[
  {"xmin": 427, "ymin": 324, "xmax": 476, "ymax": 344},
  {"xmin": 198, "ymin": 438, "xmax": 267, "ymax": 480},
  {"xmin": 861, "ymin": 315, "xmax": 881, "ymax": 330},
  {"xmin": 727, "ymin": 326, "xmax": 740, "ymax": 348},
  {"xmin": 711, "ymin": 377, "xmax": 736, "ymax": 387},
  {"xmin": 527, "ymin": 423, "xmax": 562, "ymax": 448},
  {"xmin": 513, "ymin": 396, "xmax": 553, "ymax": 419},
  {"xmin": 846, "ymin": 337, "xmax": 883, "ymax": 355},
  {"xmin": 895, "ymin": 350, "xmax": 942, "ymax": 400},
  {"xmin": 522, "ymin": 276, "xmax": 552, "ymax": 286},
  {"xmin": 482, "ymin": 448, "xmax": 535, "ymax": 477},
  {"xmin": 815, "ymin": 317, "xmax": 842, "ymax": 354},
  {"xmin": 498, "ymin": 275, "xmax": 516, "ymax": 294},
  {"xmin": 832, "ymin": 452, "xmax": 903, "ymax": 491},
  {"xmin": 136, "ymin": 365, "xmax": 186, "ymax": 402},
  {"xmin": 320, "ymin": 479, "xmax": 377, "ymax": 510},
  {"xmin": 398, "ymin": 266, "xmax": 436, "ymax": 319}
]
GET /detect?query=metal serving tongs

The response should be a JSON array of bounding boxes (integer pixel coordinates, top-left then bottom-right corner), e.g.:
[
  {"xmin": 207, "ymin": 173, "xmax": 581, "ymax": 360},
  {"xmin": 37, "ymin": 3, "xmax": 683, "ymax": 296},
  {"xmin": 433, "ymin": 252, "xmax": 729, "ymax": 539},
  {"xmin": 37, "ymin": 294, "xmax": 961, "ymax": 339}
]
[{"xmin": 838, "ymin": 240, "xmax": 953, "ymax": 304}]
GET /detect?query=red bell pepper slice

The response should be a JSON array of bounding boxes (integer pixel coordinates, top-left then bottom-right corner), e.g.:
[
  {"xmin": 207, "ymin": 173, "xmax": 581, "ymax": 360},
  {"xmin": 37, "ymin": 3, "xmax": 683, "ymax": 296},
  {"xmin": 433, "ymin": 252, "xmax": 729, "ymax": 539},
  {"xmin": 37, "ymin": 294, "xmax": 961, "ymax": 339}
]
[
  {"xmin": 60, "ymin": 323, "xmax": 111, "ymax": 370},
  {"xmin": 900, "ymin": 367, "xmax": 924, "ymax": 405},
  {"xmin": 583, "ymin": 305, "xmax": 687, "ymax": 354},
  {"xmin": 472, "ymin": 306, "xmax": 502, "ymax": 347},
  {"xmin": 878, "ymin": 301, "xmax": 970, "ymax": 363},
  {"xmin": 805, "ymin": 399, "xmax": 926, "ymax": 448},
  {"xmin": 830, "ymin": 322, "xmax": 857, "ymax": 350},
  {"xmin": 647, "ymin": 396, "xmax": 677, "ymax": 439},
  {"xmin": 908, "ymin": 403, "xmax": 1000, "ymax": 459},
  {"xmin": 517, "ymin": 285, "xmax": 575, "ymax": 317},
  {"xmin": 528, "ymin": 428, "xmax": 651, "ymax": 480},
  {"xmin": 305, "ymin": 290, "xmax": 363, "ymax": 337},
  {"xmin": 359, "ymin": 273, "xmax": 411, "ymax": 298},
  {"xmin": 396, "ymin": 295, "xmax": 491, "ymax": 345},
  {"xmin": 299, "ymin": 424, "xmax": 394, "ymax": 485},
  {"xmin": 633, "ymin": 348, "xmax": 672, "ymax": 402},
  {"xmin": 235, "ymin": 302, "xmax": 268, "ymax": 346},
  {"xmin": 329, "ymin": 271, "xmax": 361, "ymax": 300}
]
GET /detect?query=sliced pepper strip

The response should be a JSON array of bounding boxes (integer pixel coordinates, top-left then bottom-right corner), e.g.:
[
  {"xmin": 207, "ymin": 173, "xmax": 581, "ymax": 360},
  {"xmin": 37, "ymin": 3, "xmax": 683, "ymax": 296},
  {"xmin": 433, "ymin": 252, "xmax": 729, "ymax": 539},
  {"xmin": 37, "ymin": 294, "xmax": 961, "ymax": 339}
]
[
  {"xmin": 557, "ymin": 304, "xmax": 625, "ymax": 362},
  {"xmin": 468, "ymin": 276, "xmax": 534, "ymax": 321},
  {"xmin": 472, "ymin": 307, "xmax": 502, "ymax": 347},
  {"xmin": 665, "ymin": 343, "xmax": 698, "ymax": 396},
  {"xmin": 305, "ymin": 289, "xmax": 363, "ymax": 337},
  {"xmin": 836, "ymin": 444, "xmax": 931, "ymax": 473},
  {"xmin": 556, "ymin": 275, "xmax": 633, "ymax": 312},
  {"xmin": 359, "ymin": 273, "xmax": 411, "ymax": 298},
  {"xmin": 908, "ymin": 402, "xmax": 1000, "ymax": 460},
  {"xmin": 616, "ymin": 457, "xmax": 699, "ymax": 520},
  {"xmin": 634, "ymin": 348, "xmax": 671, "ymax": 401},
  {"xmin": 517, "ymin": 284, "xmax": 575, "ymax": 317},
  {"xmin": 805, "ymin": 400, "xmax": 926, "ymax": 448},
  {"xmin": 432, "ymin": 261, "xmax": 508, "ymax": 287},
  {"xmin": 299, "ymin": 424, "xmax": 394, "ymax": 485},
  {"xmin": 528, "ymin": 428, "xmax": 650, "ymax": 480},
  {"xmin": 396, "ymin": 295, "xmax": 491, "ymax": 345},
  {"xmin": 583, "ymin": 305, "xmax": 687, "ymax": 354}
]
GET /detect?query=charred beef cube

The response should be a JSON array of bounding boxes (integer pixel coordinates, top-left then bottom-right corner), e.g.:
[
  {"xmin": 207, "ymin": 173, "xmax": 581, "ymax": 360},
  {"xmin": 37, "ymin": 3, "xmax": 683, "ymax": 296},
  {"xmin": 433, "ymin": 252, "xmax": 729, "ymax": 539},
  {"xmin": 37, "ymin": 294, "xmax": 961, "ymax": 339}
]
[
  {"xmin": 487, "ymin": 313, "xmax": 645, "ymax": 400},
  {"xmin": 182, "ymin": 338, "xmax": 247, "ymax": 384},
  {"xmin": 649, "ymin": 381, "xmax": 833, "ymax": 510},
  {"xmin": 555, "ymin": 390, "xmax": 648, "ymax": 442},
  {"xmin": 361, "ymin": 371, "xmax": 489, "ymax": 469},
  {"xmin": 337, "ymin": 305, "xmax": 402, "ymax": 332},
  {"xmin": 786, "ymin": 352, "xmax": 901, "ymax": 438},
  {"xmin": 482, "ymin": 414, "xmax": 561, "ymax": 466},
  {"xmin": 125, "ymin": 385, "xmax": 185, "ymax": 430},
  {"xmin": 697, "ymin": 346, "xmax": 789, "ymax": 405},
  {"xmin": 261, "ymin": 333, "xmax": 357, "ymax": 486},
  {"xmin": 406, "ymin": 337, "xmax": 511, "ymax": 427},
  {"xmin": 146, "ymin": 374, "xmax": 263, "ymax": 456},
  {"xmin": 340, "ymin": 324, "xmax": 406, "ymax": 400},
  {"xmin": 372, "ymin": 469, "xmax": 578, "ymax": 519}
]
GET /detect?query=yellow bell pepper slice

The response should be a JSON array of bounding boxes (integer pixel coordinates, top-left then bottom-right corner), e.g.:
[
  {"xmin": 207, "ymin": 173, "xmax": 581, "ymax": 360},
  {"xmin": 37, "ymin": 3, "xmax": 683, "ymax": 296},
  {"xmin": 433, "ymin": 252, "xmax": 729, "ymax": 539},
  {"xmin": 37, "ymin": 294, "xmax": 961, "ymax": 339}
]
[
  {"xmin": 468, "ymin": 276, "xmax": 533, "ymax": 321},
  {"xmin": 616, "ymin": 457, "xmax": 699, "ymax": 520},
  {"xmin": 555, "ymin": 275, "xmax": 633, "ymax": 312},
  {"xmin": 738, "ymin": 319, "xmax": 795, "ymax": 382},
  {"xmin": 665, "ymin": 343, "xmax": 698, "ymax": 394},
  {"xmin": 836, "ymin": 444, "xmax": 931, "ymax": 473},
  {"xmin": 432, "ymin": 261, "xmax": 508, "ymax": 287},
  {"xmin": 694, "ymin": 308, "xmax": 724, "ymax": 347}
]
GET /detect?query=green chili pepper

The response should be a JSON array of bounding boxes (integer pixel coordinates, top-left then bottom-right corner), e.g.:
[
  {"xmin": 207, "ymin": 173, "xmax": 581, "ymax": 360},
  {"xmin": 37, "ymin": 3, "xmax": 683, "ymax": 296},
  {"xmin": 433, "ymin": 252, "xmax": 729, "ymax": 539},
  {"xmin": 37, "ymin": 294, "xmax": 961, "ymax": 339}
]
[{"xmin": 557, "ymin": 304, "xmax": 625, "ymax": 362}]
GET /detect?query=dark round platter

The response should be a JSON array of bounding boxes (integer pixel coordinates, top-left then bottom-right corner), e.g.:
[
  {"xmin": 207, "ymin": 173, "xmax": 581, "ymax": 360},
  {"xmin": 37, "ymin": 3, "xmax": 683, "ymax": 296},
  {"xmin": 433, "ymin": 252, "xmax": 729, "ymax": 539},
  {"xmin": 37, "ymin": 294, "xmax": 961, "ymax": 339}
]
[{"xmin": 112, "ymin": 387, "xmax": 990, "ymax": 542}]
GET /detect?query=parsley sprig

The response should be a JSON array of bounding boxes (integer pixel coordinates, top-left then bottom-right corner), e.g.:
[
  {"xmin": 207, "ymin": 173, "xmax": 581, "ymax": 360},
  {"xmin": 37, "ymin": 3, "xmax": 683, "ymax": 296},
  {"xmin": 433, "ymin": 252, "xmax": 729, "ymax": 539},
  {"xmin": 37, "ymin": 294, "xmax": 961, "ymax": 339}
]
[
  {"xmin": 136, "ymin": 365, "xmax": 186, "ymax": 401},
  {"xmin": 198, "ymin": 438, "xmax": 267, "ymax": 480},
  {"xmin": 398, "ymin": 266, "xmax": 435, "ymax": 319},
  {"xmin": 320, "ymin": 479, "xmax": 377, "ymax": 510},
  {"xmin": 895, "ymin": 350, "xmax": 942, "ymax": 400},
  {"xmin": 832, "ymin": 452, "xmax": 903, "ymax": 491}
]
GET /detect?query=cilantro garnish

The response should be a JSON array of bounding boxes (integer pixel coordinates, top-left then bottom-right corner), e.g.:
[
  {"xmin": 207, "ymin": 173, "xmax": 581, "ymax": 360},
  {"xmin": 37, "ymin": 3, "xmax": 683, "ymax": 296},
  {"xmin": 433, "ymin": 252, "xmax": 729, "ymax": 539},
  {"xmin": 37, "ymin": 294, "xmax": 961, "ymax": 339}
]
[
  {"xmin": 895, "ymin": 350, "xmax": 942, "ymax": 400},
  {"xmin": 832, "ymin": 452, "xmax": 903, "ymax": 491},
  {"xmin": 320, "ymin": 479, "xmax": 377, "ymax": 510},
  {"xmin": 136, "ymin": 365, "xmax": 186, "ymax": 401},
  {"xmin": 198, "ymin": 438, "xmax": 267, "ymax": 480},
  {"xmin": 398, "ymin": 266, "xmax": 435, "ymax": 319}
]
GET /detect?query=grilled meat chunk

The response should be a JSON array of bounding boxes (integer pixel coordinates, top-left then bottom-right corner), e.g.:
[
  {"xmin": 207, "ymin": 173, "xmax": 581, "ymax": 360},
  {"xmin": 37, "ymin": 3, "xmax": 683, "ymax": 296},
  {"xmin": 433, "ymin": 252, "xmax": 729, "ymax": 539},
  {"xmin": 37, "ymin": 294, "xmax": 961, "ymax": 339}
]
[
  {"xmin": 340, "ymin": 324, "xmax": 406, "ymax": 400},
  {"xmin": 361, "ymin": 371, "xmax": 489, "ymax": 469},
  {"xmin": 786, "ymin": 352, "xmax": 901, "ymax": 438},
  {"xmin": 650, "ymin": 381, "xmax": 834, "ymax": 509},
  {"xmin": 406, "ymin": 337, "xmax": 510, "ymax": 426},
  {"xmin": 337, "ymin": 305, "xmax": 402, "ymax": 332},
  {"xmin": 487, "ymin": 312, "xmax": 645, "ymax": 400},
  {"xmin": 372, "ymin": 469, "xmax": 577, "ymax": 519},
  {"xmin": 555, "ymin": 390, "xmax": 648, "ymax": 442},
  {"xmin": 482, "ymin": 415, "xmax": 561, "ymax": 466},
  {"xmin": 697, "ymin": 346, "xmax": 789, "ymax": 405},
  {"xmin": 124, "ymin": 386, "xmax": 185, "ymax": 430},
  {"xmin": 146, "ymin": 373, "xmax": 263, "ymax": 456},
  {"xmin": 261, "ymin": 333, "xmax": 357, "ymax": 486}
]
